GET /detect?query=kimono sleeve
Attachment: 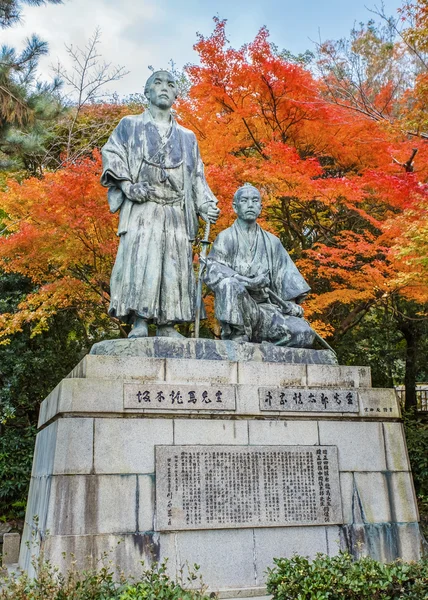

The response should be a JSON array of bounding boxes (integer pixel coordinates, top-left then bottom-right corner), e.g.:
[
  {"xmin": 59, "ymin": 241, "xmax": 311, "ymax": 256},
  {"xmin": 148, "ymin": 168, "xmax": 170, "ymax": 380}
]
[
  {"xmin": 101, "ymin": 118, "xmax": 133, "ymax": 213},
  {"xmin": 191, "ymin": 135, "xmax": 218, "ymax": 217},
  {"xmin": 205, "ymin": 231, "xmax": 237, "ymax": 289},
  {"xmin": 267, "ymin": 233, "xmax": 311, "ymax": 302}
]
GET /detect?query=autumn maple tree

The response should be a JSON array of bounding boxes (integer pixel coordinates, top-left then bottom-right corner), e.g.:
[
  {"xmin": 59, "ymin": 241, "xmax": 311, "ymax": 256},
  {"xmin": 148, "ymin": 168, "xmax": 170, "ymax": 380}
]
[
  {"xmin": 1, "ymin": 14, "xmax": 428, "ymax": 409},
  {"xmin": 0, "ymin": 151, "xmax": 120, "ymax": 341}
]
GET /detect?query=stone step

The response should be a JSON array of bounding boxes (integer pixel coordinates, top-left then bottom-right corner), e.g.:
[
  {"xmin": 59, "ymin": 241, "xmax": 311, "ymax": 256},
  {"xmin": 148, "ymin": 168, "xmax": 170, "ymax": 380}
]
[
  {"xmin": 216, "ymin": 589, "xmax": 270, "ymax": 599},
  {"xmin": 225, "ymin": 596, "xmax": 271, "ymax": 600}
]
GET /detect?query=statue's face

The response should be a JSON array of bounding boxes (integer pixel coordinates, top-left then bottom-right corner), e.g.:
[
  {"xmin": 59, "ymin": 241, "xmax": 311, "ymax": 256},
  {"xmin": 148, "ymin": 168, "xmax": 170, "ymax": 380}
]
[
  {"xmin": 146, "ymin": 72, "xmax": 177, "ymax": 110},
  {"xmin": 233, "ymin": 188, "xmax": 262, "ymax": 223}
]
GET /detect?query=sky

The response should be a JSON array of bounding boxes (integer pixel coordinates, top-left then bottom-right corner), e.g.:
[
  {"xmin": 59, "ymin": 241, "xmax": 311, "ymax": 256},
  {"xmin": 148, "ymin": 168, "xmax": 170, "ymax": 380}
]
[{"xmin": 3, "ymin": 0, "xmax": 404, "ymax": 98}]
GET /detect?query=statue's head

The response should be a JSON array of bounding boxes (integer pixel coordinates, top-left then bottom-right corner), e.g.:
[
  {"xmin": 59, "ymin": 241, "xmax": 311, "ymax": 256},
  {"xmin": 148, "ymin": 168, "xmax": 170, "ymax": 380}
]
[
  {"xmin": 233, "ymin": 183, "xmax": 262, "ymax": 223},
  {"xmin": 144, "ymin": 70, "xmax": 178, "ymax": 110}
]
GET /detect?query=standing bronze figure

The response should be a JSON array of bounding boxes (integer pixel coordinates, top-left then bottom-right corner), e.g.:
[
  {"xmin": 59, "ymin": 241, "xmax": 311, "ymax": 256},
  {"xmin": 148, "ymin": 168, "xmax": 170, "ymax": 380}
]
[{"xmin": 101, "ymin": 70, "xmax": 219, "ymax": 338}]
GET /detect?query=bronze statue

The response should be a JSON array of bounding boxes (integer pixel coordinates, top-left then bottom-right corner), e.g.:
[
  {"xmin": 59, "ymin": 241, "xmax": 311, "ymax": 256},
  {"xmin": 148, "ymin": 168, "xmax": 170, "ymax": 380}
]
[
  {"xmin": 101, "ymin": 70, "xmax": 219, "ymax": 338},
  {"xmin": 205, "ymin": 184, "xmax": 316, "ymax": 347}
]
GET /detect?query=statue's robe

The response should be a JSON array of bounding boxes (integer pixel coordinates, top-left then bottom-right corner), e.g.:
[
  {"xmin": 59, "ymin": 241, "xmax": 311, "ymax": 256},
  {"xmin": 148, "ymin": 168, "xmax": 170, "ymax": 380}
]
[
  {"xmin": 205, "ymin": 221, "xmax": 315, "ymax": 347},
  {"xmin": 101, "ymin": 111, "xmax": 216, "ymax": 325}
]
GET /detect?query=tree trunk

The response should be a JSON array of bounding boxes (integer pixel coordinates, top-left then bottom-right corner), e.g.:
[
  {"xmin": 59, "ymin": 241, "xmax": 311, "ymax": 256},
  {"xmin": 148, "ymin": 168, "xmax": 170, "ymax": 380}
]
[{"xmin": 400, "ymin": 323, "xmax": 418, "ymax": 412}]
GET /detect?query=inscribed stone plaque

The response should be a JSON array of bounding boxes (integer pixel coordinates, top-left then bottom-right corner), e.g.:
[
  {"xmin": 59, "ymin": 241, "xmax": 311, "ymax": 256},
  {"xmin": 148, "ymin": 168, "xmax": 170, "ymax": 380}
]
[
  {"xmin": 124, "ymin": 384, "xmax": 236, "ymax": 411},
  {"xmin": 156, "ymin": 445, "xmax": 342, "ymax": 531},
  {"xmin": 259, "ymin": 388, "xmax": 359, "ymax": 412}
]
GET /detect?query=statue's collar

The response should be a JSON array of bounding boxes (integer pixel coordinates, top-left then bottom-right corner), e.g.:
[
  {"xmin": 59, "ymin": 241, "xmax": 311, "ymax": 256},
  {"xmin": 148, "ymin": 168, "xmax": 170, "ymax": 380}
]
[
  {"xmin": 142, "ymin": 109, "xmax": 176, "ymax": 128},
  {"xmin": 234, "ymin": 220, "xmax": 261, "ymax": 253}
]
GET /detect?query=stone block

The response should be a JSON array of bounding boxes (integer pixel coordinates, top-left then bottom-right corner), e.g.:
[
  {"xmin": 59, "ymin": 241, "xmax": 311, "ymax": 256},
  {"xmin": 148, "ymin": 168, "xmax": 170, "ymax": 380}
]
[
  {"xmin": 165, "ymin": 358, "xmax": 238, "ymax": 384},
  {"xmin": 357, "ymin": 367, "xmax": 372, "ymax": 387},
  {"xmin": 325, "ymin": 526, "xmax": 341, "ymax": 555},
  {"xmin": 259, "ymin": 345, "xmax": 337, "ymax": 366},
  {"xmin": 95, "ymin": 475, "xmax": 137, "ymax": 535},
  {"xmin": 318, "ymin": 421, "xmax": 386, "ymax": 471},
  {"xmin": 124, "ymin": 383, "xmax": 236, "ymax": 412},
  {"xmin": 68, "ymin": 379, "xmax": 123, "ymax": 414},
  {"xmin": 68, "ymin": 355, "xmax": 165, "ymax": 381},
  {"xmin": 2, "ymin": 533, "xmax": 20, "ymax": 566},
  {"xmin": 307, "ymin": 365, "xmax": 367, "ymax": 388},
  {"xmin": 254, "ymin": 526, "xmax": 328, "ymax": 583},
  {"xmin": 23, "ymin": 475, "xmax": 52, "ymax": 531},
  {"xmin": 339, "ymin": 472, "xmax": 353, "ymax": 523},
  {"xmin": 174, "ymin": 419, "xmax": 248, "ymax": 445},
  {"xmin": 174, "ymin": 529, "xmax": 255, "ymax": 589},
  {"xmin": 358, "ymin": 389, "xmax": 400, "ymax": 419},
  {"xmin": 217, "ymin": 592, "xmax": 268, "ymax": 599},
  {"xmin": 90, "ymin": 337, "xmax": 337, "ymax": 365},
  {"xmin": 340, "ymin": 473, "xmax": 392, "ymax": 523},
  {"xmin": 396, "ymin": 523, "xmax": 423, "ymax": 562},
  {"xmin": 41, "ymin": 534, "xmax": 94, "ymax": 575},
  {"xmin": 339, "ymin": 522, "xmax": 402, "ymax": 562},
  {"xmin": 45, "ymin": 474, "xmax": 137, "ymax": 535},
  {"xmin": 383, "ymin": 422, "xmax": 410, "ymax": 471},
  {"xmin": 389, "ymin": 472, "xmax": 419, "ymax": 523},
  {"xmin": 38, "ymin": 379, "xmax": 124, "ymax": 427},
  {"xmin": 236, "ymin": 384, "xmax": 261, "ymax": 415},
  {"xmin": 355, "ymin": 472, "xmax": 392, "ymax": 523},
  {"xmin": 260, "ymin": 388, "xmax": 358, "ymax": 414},
  {"xmin": 19, "ymin": 527, "xmax": 41, "ymax": 577},
  {"xmin": 53, "ymin": 418, "xmax": 93, "ymax": 474},
  {"xmin": 94, "ymin": 418, "xmax": 173, "ymax": 474},
  {"xmin": 157, "ymin": 532, "xmax": 179, "ymax": 578},
  {"xmin": 248, "ymin": 420, "xmax": 319, "ymax": 446},
  {"xmin": 44, "ymin": 475, "xmax": 92, "ymax": 535},
  {"xmin": 156, "ymin": 445, "xmax": 341, "ymax": 531},
  {"xmin": 38, "ymin": 382, "xmax": 69, "ymax": 428},
  {"xmin": 41, "ymin": 532, "xmax": 161, "ymax": 579},
  {"xmin": 31, "ymin": 421, "xmax": 58, "ymax": 476},
  {"xmin": 94, "ymin": 533, "xmax": 161, "ymax": 575},
  {"xmin": 238, "ymin": 362, "xmax": 306, "ymax": 386},
  {"xmin": 138, "ymin": 475, "xmax": 154, "ymax": 531}
]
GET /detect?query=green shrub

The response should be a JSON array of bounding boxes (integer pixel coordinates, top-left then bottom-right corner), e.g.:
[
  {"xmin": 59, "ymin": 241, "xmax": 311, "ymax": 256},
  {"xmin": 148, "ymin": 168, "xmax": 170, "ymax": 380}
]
[
  {"xmin": 266, "ymin": 552, "xmax": 428, "ymax": 600},
  {"xmin": 0, "ymin": 559, "xmax": 213, "ymax": 600},
  {"xmin": 403, "ymin": 411, "xmax": 428, "ymax": 538}
]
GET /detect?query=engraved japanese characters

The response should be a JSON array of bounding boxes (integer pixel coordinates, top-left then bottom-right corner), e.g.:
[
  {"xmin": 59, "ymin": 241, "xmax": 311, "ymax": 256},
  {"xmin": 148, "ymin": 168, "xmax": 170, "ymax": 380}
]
[{"xmin": 156, "ymin": 445, "xmax": 342, "ymax": 530}]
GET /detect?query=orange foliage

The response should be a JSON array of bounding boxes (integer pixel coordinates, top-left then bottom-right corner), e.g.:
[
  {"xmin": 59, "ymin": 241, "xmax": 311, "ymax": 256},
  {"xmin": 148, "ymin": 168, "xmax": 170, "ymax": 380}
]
[
  {"xmin": 0, "ymin": 151, "xmax": 117, "ymax": 341},
  {"xmin": 1, "ymin": 19, "xmax": 428, "ymax": 341},
  {"xmin": 176, "ymin": 19, "xmax": 428, "ymax": 336}
]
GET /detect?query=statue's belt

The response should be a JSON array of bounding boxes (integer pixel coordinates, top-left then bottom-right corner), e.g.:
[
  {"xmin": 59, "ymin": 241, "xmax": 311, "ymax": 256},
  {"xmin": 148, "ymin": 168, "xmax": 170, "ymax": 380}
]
[{"xmin": 144, "ymin": 196, "xmax": 183, "ymax": 207}]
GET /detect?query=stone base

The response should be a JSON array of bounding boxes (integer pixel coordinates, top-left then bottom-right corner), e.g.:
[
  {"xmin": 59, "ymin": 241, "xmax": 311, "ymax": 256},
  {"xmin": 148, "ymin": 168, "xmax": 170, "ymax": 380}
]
[
  {"xmin": 90, "ymin": 337, "xmax": 338, "ymax": 364},
  {"xmin": 20, "ymin": 339, "xmax": 422, "ymax": 594}
]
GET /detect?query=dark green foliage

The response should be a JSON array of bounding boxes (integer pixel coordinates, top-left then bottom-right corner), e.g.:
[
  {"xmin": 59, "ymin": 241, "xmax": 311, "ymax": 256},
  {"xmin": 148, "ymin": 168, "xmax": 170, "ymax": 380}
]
[
  {"xmin": 0, "ymin": 0, "xmax": 63, "ymax": 175},
  {"xmin": 0, "ymin": 425, "xmax": 35, "ymax": 520},
  {"xmin": 0, "ymin": 272, "xmax": 89, "ymax": 519},
  {"xmin": 0, "ymin": 559, "xmax": 212, "ymax": 599},
  {"xmin": 404, "ymin": 412, "xmax": 428, "ymax": 537},
  {"xmin": 0, "ymin": 38, "xmax": 62, "ymax": 174},
  {"xmin": 118, "ymin": 561, "xmax": 210, "ymax": 600},
  {"xmin": 266, "ymin": 552, "xmax": 428, "ymax": 599},
  {"xmin": 333, "ymin": 305, "xmax": 405, "ymax": 389}
]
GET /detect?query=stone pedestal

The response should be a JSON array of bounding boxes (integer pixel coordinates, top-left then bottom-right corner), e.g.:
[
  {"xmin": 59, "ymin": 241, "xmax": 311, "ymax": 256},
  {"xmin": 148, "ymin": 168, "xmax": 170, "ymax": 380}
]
[{"xmin": 20, "ymin": 339, "xmax": 422, "ymax": 597}]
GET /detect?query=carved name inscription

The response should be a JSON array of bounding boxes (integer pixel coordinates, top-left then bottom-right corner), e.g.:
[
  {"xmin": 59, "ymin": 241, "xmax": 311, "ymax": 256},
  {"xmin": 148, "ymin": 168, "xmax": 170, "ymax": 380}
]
[
  {"xmin": 124, "ymin": 384, "xmax": 236, "ymax": 411},
  {"xmin": 156, "ymin": 445, "xmax": 342, "ymax": 531},
  {"xmin": 260, "ymin": 388, "xmax": 359, "ymax": 412}
]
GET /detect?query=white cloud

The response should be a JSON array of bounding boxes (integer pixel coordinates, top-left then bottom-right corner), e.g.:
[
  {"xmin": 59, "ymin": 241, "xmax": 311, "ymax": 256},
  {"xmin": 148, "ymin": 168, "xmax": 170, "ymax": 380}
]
[
  {"xmin": 2, "ymin": 0, "xmax": 404, "ymax": 99},
  {"xmin": 2, "ymin": 0, "xmax": 200, "ymax": 97}
]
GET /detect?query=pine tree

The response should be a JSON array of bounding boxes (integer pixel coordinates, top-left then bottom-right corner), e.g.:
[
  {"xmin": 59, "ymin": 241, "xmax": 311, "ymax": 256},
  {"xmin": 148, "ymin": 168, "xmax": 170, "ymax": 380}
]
[
  {"xmin": 0, "ymin": 0, "xmax": 62, "ymax": 29},
  {"xmin": 0, "ymin": 0, "xmax": 63, "ymax": 174}
]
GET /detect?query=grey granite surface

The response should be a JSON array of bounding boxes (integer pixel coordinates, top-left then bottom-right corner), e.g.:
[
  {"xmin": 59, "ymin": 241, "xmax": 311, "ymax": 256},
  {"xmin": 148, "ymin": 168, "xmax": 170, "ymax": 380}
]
[{"xmin": 90, "ymin": 337, "xmax": 338, "ymax": 364}]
